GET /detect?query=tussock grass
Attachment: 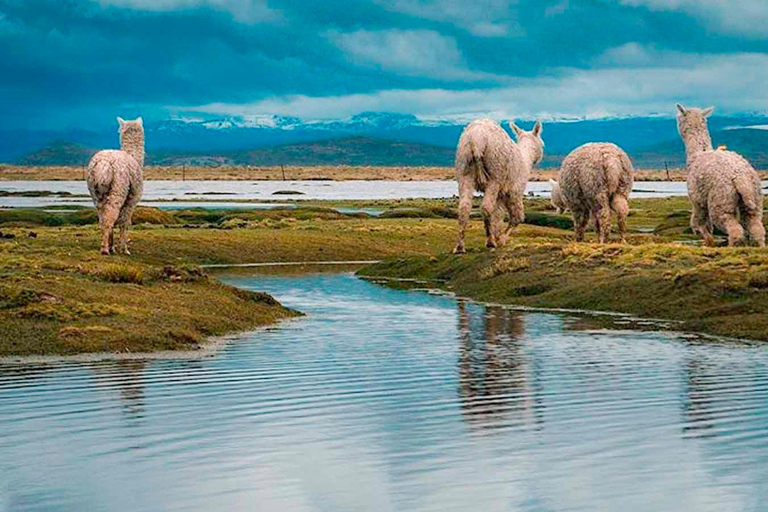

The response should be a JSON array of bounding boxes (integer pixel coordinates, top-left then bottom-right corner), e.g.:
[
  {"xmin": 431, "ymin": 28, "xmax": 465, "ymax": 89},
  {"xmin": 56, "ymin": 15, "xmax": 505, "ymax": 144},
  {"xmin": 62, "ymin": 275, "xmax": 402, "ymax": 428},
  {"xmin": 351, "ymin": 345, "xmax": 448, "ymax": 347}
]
[{"xmin": 96, "ymin": 264, "xmax": 145, "ymax": 284}]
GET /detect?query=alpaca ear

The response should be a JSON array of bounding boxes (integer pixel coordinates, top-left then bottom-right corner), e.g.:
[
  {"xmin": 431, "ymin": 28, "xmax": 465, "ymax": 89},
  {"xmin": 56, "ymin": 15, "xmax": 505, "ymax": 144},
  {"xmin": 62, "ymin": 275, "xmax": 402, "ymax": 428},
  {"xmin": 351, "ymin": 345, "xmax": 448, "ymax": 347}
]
[
  {"xmin": 533, "ymin": 119, "xmax": 543, "ymax": 137},
  {"xmin": 509, "ymin": 121, "xmax": 523, "ymax": 137},
  {"xmin": 702, "ymin": 106, "xmax": 714, "ymax": 117},
  {"xmin": 136, "ymin": 117, "xmax": 144, "ymax": 127},
  {"xmin": 676, "ymin": 103, "xmax": 687, "ymax": 115},
  {"xmin": 117, "ymin": 116, "xmax": 126, "ymax": 127}
]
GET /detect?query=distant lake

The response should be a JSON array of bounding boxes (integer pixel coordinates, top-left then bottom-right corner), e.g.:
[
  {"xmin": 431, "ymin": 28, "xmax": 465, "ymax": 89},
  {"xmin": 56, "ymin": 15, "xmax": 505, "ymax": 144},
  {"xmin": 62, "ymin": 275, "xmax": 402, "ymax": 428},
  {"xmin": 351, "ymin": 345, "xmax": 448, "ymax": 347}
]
[{"xmin": 0, "ymin": 180, "xmax": 739, "ymax": 210}]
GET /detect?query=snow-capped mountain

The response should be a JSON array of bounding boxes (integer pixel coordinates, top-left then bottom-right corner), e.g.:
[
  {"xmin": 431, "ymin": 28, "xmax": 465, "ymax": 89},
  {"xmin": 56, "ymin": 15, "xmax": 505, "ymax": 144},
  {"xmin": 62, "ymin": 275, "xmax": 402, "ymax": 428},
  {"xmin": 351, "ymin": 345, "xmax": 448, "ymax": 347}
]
[{"xmin": 6, "ymin": 111, "xmax": 768, "ymax": 167}]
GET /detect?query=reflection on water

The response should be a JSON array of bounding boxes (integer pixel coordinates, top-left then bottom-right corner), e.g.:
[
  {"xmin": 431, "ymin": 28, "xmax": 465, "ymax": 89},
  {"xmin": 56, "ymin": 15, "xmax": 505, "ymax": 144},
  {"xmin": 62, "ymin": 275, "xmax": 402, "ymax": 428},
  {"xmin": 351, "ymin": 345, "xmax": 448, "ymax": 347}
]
[
  {"xmin": 90, "ymin": 361, "xmax": 148, "ymax": 424},
  {"xmin": 2, "ymin": 273, "xmax": 768, "ymax": 511},
  {"xmin": 457, "ymin": 302, "xmax": 541, "ymax": 430}
]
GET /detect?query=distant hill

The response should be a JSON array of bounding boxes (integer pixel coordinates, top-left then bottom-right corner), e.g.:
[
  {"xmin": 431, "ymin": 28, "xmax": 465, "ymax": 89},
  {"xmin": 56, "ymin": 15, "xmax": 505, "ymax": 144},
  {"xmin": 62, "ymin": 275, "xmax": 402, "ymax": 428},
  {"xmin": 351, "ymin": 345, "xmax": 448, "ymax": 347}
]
[
  {"xmin": 12, "ymin": 117, "xmax": 768, "ymax": 169},
  {"xmin": 229, "ymin": 136, "xmax": 455, "ymax": 166},
  {"xmin": 635, "ymin": 128, "xmax": 768, "ymax": 168},
  {"xmin": 20, "ymin": 141, "xmax": 96, "ymax": 166}
]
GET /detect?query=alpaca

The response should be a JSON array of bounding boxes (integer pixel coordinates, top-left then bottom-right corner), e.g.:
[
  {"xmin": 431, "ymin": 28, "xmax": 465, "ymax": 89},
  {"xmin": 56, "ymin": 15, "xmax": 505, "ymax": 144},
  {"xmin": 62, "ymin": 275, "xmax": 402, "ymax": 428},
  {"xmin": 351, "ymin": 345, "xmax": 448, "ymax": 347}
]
[
  {"xmin": 555, "ymin": 142, "xmax": 634, "ymax": 243},
  {"xmin": 676, "ymin": 104, "xmax": 765, "ymax": 247},
  {"xmin": 549, "ymin": 178, "xmax": 568, "ymax": 214},
  {"xmin": 86, "ymin": 117, "xmax": 145, "ymax": 255},
  {"xmin": 453, "ymin": 118, "xmax": 544, "ymax": 253}
]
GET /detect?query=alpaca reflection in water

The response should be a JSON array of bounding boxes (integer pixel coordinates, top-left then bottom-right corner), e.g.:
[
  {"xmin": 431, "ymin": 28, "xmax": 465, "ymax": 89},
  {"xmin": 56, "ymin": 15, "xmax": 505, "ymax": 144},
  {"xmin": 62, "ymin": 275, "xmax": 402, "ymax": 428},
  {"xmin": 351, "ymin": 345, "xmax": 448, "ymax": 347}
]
[
  {"xmin": 457, "ymin": 301, "xmax": 542, "ymax": 430},
  {"xmin": 90, "ymin": 360, "xmax": 148, "ymax": 423}
]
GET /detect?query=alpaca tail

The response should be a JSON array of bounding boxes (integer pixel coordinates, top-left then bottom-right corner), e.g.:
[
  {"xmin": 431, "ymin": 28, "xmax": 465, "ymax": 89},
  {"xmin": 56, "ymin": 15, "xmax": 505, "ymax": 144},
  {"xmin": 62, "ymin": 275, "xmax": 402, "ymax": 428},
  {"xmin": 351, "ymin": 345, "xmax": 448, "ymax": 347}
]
[
  {"xmin": 605, "ymin": 151, "xmax": 634, "ymax": 196},
  {"xmin": 734, "ymin": 173, "xmax": 763, "ymax": 215},
  {"xmin": 86, "ymin": 156, "xmax": 115, "ymax": 204},
  {"xmin": 455, "ymin": 138, "xmax": 489, "ymax": 189}
]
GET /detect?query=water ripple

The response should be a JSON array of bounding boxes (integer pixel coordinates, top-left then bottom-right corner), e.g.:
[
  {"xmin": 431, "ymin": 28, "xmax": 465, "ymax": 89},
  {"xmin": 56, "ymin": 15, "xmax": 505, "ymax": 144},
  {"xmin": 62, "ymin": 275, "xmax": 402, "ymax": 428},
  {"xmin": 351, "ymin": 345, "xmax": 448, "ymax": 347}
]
[{"xmin": 2, "ymin": 273, "xmax": 768, "ymax": 512}]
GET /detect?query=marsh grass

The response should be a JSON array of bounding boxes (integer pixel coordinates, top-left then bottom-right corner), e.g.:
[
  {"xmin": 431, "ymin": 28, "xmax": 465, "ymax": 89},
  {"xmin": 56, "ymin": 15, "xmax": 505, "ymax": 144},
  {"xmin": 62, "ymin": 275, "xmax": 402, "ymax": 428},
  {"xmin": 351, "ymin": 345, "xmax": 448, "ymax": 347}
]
[
  {"xmin": 96, "ymin": 264, "xmax": 145, "ymax": 284},
  {"xmin": 2, "ymin": 195, "xmax": 768, "ymax": 354}
]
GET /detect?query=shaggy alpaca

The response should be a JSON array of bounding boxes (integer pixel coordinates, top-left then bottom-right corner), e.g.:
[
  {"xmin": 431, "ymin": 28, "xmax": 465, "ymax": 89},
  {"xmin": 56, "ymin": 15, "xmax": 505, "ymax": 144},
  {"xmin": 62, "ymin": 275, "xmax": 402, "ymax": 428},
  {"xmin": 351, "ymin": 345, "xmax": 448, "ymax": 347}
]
[
  {"xmin": 676, "ymin": 104, "xmax": 765, "ymax": 247},
  {"xmin": 453, "ymin": 118, "xmax": 544, "ymax": 253},
  {"xmin": 549, "ymin": 178, "xmax": 568, "ymax": 214},
  {"xmin": 86, "ymin": 117, "xmax": 145, "ymax": 255},
  {"xmin": 555, "ymin": 142, "xmax": 634, "ymax": 243}
]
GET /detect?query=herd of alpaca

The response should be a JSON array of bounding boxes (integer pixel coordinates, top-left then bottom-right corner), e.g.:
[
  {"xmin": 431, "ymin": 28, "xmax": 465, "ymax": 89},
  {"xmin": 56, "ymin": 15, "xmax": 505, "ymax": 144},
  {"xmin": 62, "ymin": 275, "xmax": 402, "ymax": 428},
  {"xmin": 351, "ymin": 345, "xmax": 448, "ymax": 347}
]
[
  {"xmin": 453, "ymin": 104, "xmax": 765, "ymax": 252},
  {"xmin": 86, "ymin": 105, "xmax": 765, "ymax": 257}
]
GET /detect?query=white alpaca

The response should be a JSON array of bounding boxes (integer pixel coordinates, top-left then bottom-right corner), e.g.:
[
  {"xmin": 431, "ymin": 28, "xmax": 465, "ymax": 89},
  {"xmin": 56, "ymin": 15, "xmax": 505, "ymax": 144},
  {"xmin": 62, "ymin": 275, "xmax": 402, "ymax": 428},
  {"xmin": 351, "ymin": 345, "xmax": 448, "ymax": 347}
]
[
  {"xmin": 676, "ymin": 104, "xmax": 765, "ymax": 247},
  {"xmin": 549, "ymin": 178, "xmax": 568, "ymax": 214},
  {"xmin": 86, "ymin": 117, "xmax": 145, "ymax": 255},
  {"xmin": 554, "ymin": 143, "xmax": 634, "ymax": 243},
  {"xmin": 453, "ymin": 118, "xmax": 544, "ymax": 253}
]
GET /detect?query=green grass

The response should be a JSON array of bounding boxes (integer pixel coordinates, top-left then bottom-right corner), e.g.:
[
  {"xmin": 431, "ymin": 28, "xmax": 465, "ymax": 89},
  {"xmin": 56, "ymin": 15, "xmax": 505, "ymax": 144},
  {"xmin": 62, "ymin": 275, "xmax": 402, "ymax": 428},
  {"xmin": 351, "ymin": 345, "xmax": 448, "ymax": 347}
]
[{"xmin": 2, "ymin": 195, "xmax": 768, "ymax": 355}]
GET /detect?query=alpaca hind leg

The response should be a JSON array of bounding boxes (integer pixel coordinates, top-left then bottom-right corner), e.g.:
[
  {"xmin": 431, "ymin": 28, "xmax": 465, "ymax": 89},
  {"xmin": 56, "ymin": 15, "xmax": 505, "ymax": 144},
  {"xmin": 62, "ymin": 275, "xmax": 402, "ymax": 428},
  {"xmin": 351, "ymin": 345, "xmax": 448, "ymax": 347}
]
[
  {"xmin": 498, "ymin": 193, "xmax": 524, "ymax": 246},
  {"xmin": 690, "ymin": 203, "xmax": 714, "ymax": 246},
  {"xmin": 116, "ymin": 194, "xmax": 141, "ymax": 255},
  {"xmin": 98, "ymin": 198, "xmax": 122, "ymax": 255},
  {"xmin": 481, "ymin": 183, "xmax": 500, "ymax": 249},
  {"xmin": 572, "ymin": 208, "xmax": 590, "ymax": 242},
  {"xmin": 745, "ymin": 213, "xmax": 766, "ymax": 247},
  {"xmin": 454, "ymin": 176, "xmax": 474, "ymax": 254},
  {"xmin": 593, "ymin": 199, "xmax": 611, "ymax": 243},
  {"xmin": 490, "ymin": 203, "xmax": 507, "ymax": 246},
  {"xmin": 719, "ymin": 214, "xmax": 746, "ymax": 246},
  {"xmin": 610, "ymin": 195, "xmax": 629, "ymax": 243}
]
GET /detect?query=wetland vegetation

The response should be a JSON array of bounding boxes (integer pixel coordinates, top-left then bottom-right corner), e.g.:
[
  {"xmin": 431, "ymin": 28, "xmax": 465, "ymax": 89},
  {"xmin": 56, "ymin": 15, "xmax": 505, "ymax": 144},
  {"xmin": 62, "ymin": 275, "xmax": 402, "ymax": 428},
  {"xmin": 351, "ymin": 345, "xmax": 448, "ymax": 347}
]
[{"xmin": 1, "ymin": 195, "xmax": 767, "ymax": 356}]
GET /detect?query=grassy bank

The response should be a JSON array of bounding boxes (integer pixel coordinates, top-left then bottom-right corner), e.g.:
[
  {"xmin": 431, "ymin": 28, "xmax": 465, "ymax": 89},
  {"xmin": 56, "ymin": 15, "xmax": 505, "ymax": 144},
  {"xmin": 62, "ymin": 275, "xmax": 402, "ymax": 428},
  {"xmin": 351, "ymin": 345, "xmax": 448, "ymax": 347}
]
[
  {"xmin": 4, "ymin": 164, "xmax": 759, "ymax": 182},
  {"xmin": 358, "ymin": 236, "xmax": 768, "ymax": 342},
  {"xmin": 2, "ymin": 196, "xmax": 768, "ymax": 355},
  {"xmin": 0, "ymin": 207, "xmax": 480, "ymax": 356}
]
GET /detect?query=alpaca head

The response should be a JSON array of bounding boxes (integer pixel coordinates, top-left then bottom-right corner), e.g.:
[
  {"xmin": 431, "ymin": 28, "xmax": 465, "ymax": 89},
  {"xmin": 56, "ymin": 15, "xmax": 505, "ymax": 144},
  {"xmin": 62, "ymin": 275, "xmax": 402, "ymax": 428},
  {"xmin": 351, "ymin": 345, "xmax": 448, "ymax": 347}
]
[
  {"xmin": 117, "ymin": 117, "xmax": 145, "ymax": 165},
  {"xmin": 676, "ymin": 104, "xmax": 714, "ymax": 155},
  {"xmin": 509, "ymin": 120, "xmax": 544, "ymax": 167},
  {"xmin": 549, "ymin": 178, "xmax": 567, "ymax": 213},
  {"xmin": 117, "ymin": 117, "xmax": 143, "ymax": 139}
]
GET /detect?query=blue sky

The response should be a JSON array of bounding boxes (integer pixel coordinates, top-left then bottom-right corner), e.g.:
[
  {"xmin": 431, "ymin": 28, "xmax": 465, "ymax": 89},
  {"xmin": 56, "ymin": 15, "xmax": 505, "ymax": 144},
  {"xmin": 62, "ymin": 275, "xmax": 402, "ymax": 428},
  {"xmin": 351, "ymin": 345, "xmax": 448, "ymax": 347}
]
[{"xmin": 1, "ymin": 0, "xmax": 767, "ymax": 129}]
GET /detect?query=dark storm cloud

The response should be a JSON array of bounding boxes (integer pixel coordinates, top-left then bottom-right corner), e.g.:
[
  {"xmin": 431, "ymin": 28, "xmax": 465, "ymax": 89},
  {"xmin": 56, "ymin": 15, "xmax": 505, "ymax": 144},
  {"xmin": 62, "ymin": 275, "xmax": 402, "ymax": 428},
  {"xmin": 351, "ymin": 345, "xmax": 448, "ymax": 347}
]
[{"xmin": 0, "ymin": 0, "xmax": 766, "ymax": 128}]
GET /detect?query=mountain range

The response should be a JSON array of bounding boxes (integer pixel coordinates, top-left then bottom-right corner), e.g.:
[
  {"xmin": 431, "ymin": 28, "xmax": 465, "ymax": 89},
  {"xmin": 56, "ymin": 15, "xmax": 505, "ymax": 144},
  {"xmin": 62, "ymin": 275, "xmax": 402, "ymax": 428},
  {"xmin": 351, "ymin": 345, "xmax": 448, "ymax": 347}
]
[{"xmin": 6, "ymin": 111, "xmax": 768, "ymax": 168}]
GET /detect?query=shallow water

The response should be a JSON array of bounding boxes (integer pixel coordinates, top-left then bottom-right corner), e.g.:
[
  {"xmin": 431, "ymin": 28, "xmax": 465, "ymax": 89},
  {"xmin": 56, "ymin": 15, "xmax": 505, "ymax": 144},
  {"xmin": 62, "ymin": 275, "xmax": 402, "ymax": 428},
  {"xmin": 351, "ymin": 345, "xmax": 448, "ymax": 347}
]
[
  {"xmin": 0, "ymin": 179, "xmax": 737, "ymax": 210},
  {"xmin": 2, "ymin": 273, "xmax": 768, "ymax": 511}
]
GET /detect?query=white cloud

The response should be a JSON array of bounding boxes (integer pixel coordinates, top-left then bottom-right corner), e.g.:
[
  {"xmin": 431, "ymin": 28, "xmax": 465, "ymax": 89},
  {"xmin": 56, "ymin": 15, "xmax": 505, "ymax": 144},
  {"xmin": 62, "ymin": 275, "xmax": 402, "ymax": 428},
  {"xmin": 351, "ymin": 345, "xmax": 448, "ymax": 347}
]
[
  {"xmin": 178, "ymin": 52, "xmax": 768, "ymax": 120},
  {"xmin": 326, "ymin": 29, "xmax": 503, "ymax": 82},
  {"xmin": 618, "ymin": 0, "xmax": 768, "ymax": 37},
  {"xmin": 97, "ymin": 0, "xmax": 279, "ymax": 23},
  {"xmin": 545, "ymin": 0, "xmax": 570, "ymax": 17},
  {"xmin": 374, "ymin": 0, "xmax": 522, "ymax": 37},
  {"xmin": 594, "ymin": 42, "xmax": 705, "ymax": 67}
]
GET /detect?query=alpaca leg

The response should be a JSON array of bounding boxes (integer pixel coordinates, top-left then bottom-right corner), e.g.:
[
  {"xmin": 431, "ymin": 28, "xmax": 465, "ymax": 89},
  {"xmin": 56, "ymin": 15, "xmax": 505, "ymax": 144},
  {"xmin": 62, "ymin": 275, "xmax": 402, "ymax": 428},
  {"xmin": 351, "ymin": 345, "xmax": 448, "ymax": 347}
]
[
  {"xmin": 454, "ymin": 177, "xmax": 474, "ymax": 254},
  {"xmin": 490, "ymin": 203, "xmax": 507, "ymax": 246},
  {"xmin": 116, "ymin": 208, "xmax": 133, "ymax": 255},
  {"xmin": 690, "ymin": 203, "xmax": 714, "ymax": 246},
  {"xmin": 98, "ymin": 199, "xmax": 122, "ymax": 256},
  {"xmin": 745, "ymin": 214, "xmax": 766, "ymax": 247},
  {"xmin": 116, "ymin": 193, "xmax": 141, "ymax": 255},
  {"xmin": 592, "ymin": 200, "xmax": 611, "ymax": 244},
  {"xmin": 611, "ymin": 195, "xmax": 629, "ymax": 243},
  {"xmin": 481, "ymin": 183, "xmax": 500, "ymax": 249},
  {"xmin": 719, "ymin": 214, "xmax": 746, "ymax": 246},
  {"xmin": 498, "ymin": 193, "xmax": 524, "ymax": 246},
  {"xmin": 572, "ymin": 208, "xmax": 590, "ymax": 242}
]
